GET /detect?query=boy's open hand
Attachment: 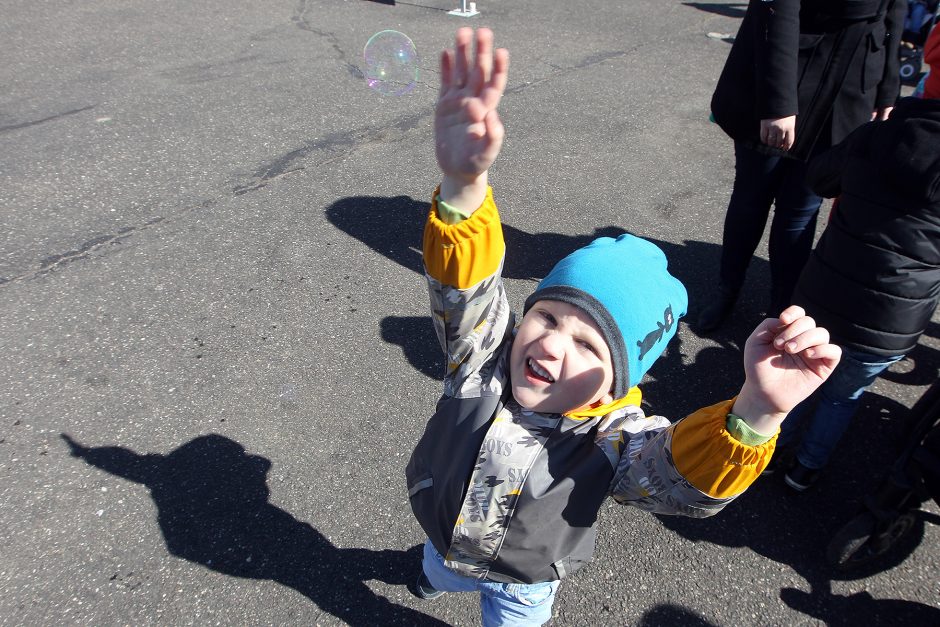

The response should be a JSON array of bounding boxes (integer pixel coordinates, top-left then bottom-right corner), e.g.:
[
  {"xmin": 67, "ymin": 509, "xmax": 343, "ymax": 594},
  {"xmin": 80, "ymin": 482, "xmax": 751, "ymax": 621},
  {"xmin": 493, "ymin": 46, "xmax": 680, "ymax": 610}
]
[
  {"xmin": 435, "ymin": 28, "xmax": 508, "ymax": 210},
  {"xmin": 733, "ymin": 306, "xmax": 842, "ymax": 434}
]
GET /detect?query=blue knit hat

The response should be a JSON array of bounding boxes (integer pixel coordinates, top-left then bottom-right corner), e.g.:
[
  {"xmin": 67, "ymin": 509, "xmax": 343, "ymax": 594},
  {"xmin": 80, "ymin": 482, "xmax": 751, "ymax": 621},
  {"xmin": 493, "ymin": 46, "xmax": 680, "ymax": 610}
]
[{"xmin": 523, "ymin": 234, "xmax": 687, "ymax": 398}]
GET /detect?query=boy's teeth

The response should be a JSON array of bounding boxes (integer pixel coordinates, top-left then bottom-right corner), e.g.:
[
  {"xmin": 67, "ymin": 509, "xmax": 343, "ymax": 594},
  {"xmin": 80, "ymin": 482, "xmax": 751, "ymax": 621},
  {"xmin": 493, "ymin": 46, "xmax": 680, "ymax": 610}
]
[{"xmin": 528, "ymin": 359, "xmax": 554, "ymax": 382}]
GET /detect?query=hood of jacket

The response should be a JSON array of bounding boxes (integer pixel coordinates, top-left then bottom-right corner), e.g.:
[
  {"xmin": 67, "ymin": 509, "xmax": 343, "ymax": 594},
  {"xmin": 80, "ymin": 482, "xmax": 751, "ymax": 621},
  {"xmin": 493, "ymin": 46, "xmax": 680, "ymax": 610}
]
[{"xmin": 866, "ymin": 97, "xmax": 940, "ymax": 203}]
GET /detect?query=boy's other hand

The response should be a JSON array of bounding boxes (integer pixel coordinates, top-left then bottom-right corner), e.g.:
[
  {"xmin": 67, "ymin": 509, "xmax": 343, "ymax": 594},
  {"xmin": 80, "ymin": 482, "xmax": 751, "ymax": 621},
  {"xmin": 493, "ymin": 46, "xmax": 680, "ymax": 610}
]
[
  {"xmin": 733, "ymin": 306, "xmax": 842, "ymax": 434},
  {"xmin": 435, "ymin": 27, "xmax": 509, "ymax": 211}
]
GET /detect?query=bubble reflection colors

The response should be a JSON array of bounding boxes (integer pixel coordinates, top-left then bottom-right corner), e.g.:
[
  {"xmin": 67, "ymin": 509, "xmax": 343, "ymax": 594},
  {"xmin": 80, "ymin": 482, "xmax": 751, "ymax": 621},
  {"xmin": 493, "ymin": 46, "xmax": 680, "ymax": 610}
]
[{"xmin": 363, "ymin": 30, "xmax": 419, "ymax": 96}]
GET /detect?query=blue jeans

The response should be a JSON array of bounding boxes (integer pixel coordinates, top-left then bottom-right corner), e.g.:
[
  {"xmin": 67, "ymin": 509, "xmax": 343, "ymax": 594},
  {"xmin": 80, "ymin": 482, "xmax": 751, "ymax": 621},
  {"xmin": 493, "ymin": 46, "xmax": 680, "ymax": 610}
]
[
  {"xmin": 719, "ymin": 141, "xmax": 824, "ymax": 314},
  {"xmin": 780, "ymin": 348, "xmax": 905, "ymax": 469},
  {"xmin": 422, "ymin": 540, "xmax": 560, "ymax": 627}
]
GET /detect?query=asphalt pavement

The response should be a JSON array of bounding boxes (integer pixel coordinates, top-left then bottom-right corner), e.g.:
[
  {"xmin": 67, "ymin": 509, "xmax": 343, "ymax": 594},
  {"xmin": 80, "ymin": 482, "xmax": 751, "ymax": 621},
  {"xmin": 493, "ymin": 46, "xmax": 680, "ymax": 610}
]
[{"xmin": 2, "ymin": 1, "xmax": 938, "ymax": 625}]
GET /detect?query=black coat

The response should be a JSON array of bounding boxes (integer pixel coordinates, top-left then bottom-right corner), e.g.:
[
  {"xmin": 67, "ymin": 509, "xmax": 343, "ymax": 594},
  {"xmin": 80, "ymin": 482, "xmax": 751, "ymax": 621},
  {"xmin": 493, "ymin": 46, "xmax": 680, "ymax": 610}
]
[
  {"xmin": 711, "ymin": 0, "xmax": 906, "ymax": 161},
  {"xmin": 792, "ymin": 97, "xmax": 940, "ymax": 356}
]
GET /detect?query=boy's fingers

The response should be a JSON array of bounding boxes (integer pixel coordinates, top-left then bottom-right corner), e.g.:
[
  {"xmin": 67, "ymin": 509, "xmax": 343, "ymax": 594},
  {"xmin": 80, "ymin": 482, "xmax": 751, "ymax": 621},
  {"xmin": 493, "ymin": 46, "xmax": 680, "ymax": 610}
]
[
  {"xmin": 439, "ymin": 49, "xmax": 454, "ymax": 95},
  {"xmin": 804, "ymin": 343, "xmax": 842, "ymax": 368},
  {"xmin": 490, "ymin": 48, "xmax": 509, "ymax": 97},
  {"xmin": 472, "ymin": 28, "xmax": 493, "ymax": 92},
  {"xmin": 777, "ymin": 305, "xmax": 805, "ymax": 325},
  {"xmin": 482, "ymin": 109, "xmax": 504, "ymax": 148},
  {"xmin": 749, "ymin": 317, "xmax": 781, "ymax": 343},
  {"xmin": 780, "ymin": 325, "xmax": 830, "ymax": 355},
  {"xmin": 772, "ymin": 315, "xmax": 818, "ymax": 350},
  {"xmin": 480, "ymin": 49, "xmax": 509, "ymax": 112},
  {"xmin": 465, "ymin": 98, "xmax": 487, "ymax": 127},
  {"xmin": 454, "ymin": 27, "xmax": 473, "ymax": 88}
]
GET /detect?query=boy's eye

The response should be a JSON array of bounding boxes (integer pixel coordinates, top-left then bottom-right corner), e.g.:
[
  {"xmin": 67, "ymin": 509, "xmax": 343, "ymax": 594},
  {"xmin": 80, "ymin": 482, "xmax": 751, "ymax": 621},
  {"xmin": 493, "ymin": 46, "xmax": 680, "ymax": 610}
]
[
  {"xmin": 577, "ymin": 339, "xmax": 599, "ymax": 355},
  {"xmin": 539, "ymin": 311, "xmax": 556, "ymax": 325}
]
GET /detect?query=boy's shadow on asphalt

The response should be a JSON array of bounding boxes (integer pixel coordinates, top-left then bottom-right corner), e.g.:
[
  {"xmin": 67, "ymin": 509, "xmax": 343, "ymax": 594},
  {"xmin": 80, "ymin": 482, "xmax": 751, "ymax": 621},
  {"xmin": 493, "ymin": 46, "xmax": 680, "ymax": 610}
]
[
  {"xmin": 327, "ymin": 194, "xmax": 768, "ymax": 394},
  {"xmin": 332, "ymin": 195, "xmax": 628, "ymax": 381},
  {"xmin": 60, "ymin": 433, "xmax": 446, "ymax": 626}
]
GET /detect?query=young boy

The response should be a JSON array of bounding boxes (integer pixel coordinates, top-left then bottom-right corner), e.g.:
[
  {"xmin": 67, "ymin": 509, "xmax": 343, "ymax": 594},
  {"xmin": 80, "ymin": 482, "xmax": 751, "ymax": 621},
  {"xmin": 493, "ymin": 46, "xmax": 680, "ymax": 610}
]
[{"xmin": 406, "ymin": 28, "xmax": 841, "ymax": 626}]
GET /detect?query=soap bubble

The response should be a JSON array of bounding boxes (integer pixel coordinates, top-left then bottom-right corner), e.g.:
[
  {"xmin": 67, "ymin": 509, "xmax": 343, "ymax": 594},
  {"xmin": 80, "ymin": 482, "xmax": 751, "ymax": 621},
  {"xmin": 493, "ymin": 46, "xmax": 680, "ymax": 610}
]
[
  {"xmin": 279, "ymin": 384, "xmax": 298, "ymax": 409},
  {"xmin": 363, "ymin": 30, "xmax": 418, "ymax": 96}
]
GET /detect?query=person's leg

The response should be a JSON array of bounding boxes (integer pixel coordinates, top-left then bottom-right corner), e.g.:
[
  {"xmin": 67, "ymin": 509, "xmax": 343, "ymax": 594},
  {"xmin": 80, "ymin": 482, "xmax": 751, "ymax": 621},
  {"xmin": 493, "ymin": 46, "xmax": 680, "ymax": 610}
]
[
  {"xmin": 794, "ymin": 349, "xmax": 905, "ymax": 471},
  {"xmin": 699, "ymin": 142, "xmax": 785, "ymax": 330},
  {"xmin": 420, "ymin": 539, "xmax": 479, "ymax": 596},
  {"xmin": 766, "ymin": 157, "xmax": 823, "ymax": 315},
  {"xmin": 778, "ymin": 392, "xmax": 815, "ymax": 448},
  {"xmin": 421, "ymin": 539, "xmax": 560, "ymax": 626},
  {"xmin": 479, "ymin": 579, "xmax": 560, "ymax": 627},
  {"xmin": 718, "ymin": 142, "xmax": 785, "ymax": 291}
]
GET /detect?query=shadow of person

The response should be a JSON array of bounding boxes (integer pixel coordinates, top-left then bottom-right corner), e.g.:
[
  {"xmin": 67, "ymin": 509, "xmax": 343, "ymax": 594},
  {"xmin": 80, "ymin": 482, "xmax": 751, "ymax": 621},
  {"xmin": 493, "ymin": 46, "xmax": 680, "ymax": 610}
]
[
  {"xmin": 780, "ymin": 585, "xmax": 940, "ymax": 626},
  {"xmin": 60, "ymin": 433, "xmax": 445, "ymax": 626},
  {"xmin": 381, "ymin": 316, "xmax": 442, "ymax": 381},
  {"xmin": 880, "ymin": 324, "xmax": 940, "ymax": 386},
  {"xmin": 638, "ymin": 603, "xmax": 718, "ymax": 626},
  {"xmin": 325, "ymin": 196, "xmax": 427, "ymax": 276},
  {"xmin": 328, "ymin": 195, "xmax": 771, "ymax": 416},
  {"xmin": 327, "ymin": 194, "xmax": 779, "ymax": 418},
  {"xmin": 324, "ymin": 194, "xmax": 624, "ymax": 282},
  {"xmin": 682, "ymin": 2, "xmax": 747, "ymax": 19},
  {"xmin": 648, "ymin": 390, "xmax": 930, "ymax": 624}
]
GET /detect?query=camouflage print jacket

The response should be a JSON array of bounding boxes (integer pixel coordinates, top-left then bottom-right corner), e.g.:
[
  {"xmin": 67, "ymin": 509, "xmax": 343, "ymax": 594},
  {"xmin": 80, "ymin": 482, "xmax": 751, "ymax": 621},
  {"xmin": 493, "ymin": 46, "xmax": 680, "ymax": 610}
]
[{"xmin": 406, "ymin": 188, "xmax": 776, "ymax": 585}]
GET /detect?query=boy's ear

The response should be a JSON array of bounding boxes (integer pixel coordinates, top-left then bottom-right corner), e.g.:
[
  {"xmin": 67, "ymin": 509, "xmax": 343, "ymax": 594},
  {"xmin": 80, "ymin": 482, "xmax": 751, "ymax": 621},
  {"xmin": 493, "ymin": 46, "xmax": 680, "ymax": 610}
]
[{"xmin": 600, "ymin": 391, "xmax": 614, "ymax": 405}]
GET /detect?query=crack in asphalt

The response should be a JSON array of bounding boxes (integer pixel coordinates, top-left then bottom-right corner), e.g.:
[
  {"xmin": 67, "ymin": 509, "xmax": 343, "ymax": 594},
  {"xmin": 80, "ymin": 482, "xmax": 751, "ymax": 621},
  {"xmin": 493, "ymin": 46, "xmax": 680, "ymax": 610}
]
[
  {"xmin": 234, "ymin": 21, "xmax": 631, "ymax": 196},
  {"xmin": 0, "ymin": 105, "xmax": 96, "ymax": 134},
  {"xmin": 507, "ymin": 49, "xmax": 631, "ymax": 95},
  {"xmin": 292, "ymin": 0, "xmax": 363, "ymax": 80},
  {"xmin": 6, "ymin": 22, "xmax": 635, "ymax": 286},
  {"xmin": 232, "ymin": 107, "xmax": 431, "ymax": 195},
  {"xmin": 1, "ymin": 202, "xmax": 214, "ymax": 287}
]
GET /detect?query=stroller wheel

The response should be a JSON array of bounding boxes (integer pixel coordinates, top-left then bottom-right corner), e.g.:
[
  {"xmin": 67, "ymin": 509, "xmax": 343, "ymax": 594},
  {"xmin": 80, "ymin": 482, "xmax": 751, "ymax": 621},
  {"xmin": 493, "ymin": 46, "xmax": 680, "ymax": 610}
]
[
  {"xmin": 900, "ymin": 62, "xmax": 919, "ymax": 80},
  {"xmin": 826, "ymin": 510, "xmax": 917, "ymax": 569}
]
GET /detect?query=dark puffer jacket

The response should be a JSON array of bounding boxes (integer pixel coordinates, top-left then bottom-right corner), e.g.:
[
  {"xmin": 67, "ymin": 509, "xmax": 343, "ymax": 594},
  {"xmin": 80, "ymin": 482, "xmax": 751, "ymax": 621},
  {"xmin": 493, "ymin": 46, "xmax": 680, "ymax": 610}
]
[{"xmin": 792, "ymin": 97, "xmax": 940, "ymax": 356}]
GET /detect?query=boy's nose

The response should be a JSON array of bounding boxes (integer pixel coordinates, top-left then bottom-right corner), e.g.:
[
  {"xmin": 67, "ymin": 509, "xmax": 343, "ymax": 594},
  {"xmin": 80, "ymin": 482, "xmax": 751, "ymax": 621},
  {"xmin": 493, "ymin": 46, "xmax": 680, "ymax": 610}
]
[{"xmin": 538, "ymin": 331, "xmax": 565, "ymax": 358}]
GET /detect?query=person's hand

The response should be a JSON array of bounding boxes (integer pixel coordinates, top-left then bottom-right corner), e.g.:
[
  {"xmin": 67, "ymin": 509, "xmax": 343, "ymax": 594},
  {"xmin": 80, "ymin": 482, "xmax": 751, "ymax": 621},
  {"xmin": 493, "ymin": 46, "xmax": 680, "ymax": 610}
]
[
  {"xmin": 732, "ymin": 306, "xmax": 841, "ymax": 434},
  {"xmin": 760, "ymin": 115, "xmax": 796, "ymax": 150},
  {"xmin": 435, "ymin": 27, "xmax": 508, "ymax": 211},
  {"xmin": 871, "ymin": 106, "xmax": 894, "ymax": 121}
]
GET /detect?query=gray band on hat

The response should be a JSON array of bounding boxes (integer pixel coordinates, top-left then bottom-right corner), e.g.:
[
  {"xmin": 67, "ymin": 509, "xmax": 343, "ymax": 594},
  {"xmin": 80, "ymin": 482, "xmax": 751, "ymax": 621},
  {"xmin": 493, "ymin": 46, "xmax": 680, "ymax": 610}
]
[{"xmin": 523, "ymin": 285, "xmax": 629, "ymax": 399}]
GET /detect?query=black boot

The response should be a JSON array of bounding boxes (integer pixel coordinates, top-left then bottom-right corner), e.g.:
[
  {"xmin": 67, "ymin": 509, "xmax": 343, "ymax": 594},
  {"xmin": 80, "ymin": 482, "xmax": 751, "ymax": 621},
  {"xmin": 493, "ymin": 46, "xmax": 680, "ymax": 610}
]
[{"xmin": 697, "ymin": 284, "xmax": 739, "ymax": 332}]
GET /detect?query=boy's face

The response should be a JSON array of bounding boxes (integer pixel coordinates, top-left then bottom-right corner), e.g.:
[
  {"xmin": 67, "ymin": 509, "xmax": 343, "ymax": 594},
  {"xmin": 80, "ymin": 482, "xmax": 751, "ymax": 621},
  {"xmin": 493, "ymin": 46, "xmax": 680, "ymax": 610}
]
[{"xmin": 510, "ymin": 299, "xmax": 615, "ymax": 414}]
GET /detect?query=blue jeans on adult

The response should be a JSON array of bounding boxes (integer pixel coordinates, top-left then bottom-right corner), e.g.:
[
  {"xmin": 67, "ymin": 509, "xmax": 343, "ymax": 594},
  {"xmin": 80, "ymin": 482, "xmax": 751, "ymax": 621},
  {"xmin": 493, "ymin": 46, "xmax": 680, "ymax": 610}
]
[
  {"xmin": 421, "ymin": 540, "xmax": 560, "ymax": 627},
  {"xmin": 779, "ymin": 347, "xmax": 905, "ymax": 470},
  {"xmin": 719, "ymin": 141, "xmax": 824, "ymax": 314}
]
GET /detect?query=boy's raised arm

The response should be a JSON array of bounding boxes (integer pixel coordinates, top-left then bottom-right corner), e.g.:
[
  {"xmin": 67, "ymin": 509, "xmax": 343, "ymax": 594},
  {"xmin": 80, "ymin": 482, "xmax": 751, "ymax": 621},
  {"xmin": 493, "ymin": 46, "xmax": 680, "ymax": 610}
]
[
  {"xmin": 435, "ymin": 27, "xmax": 508, "ymax": 215},
  {"xmin": 423, "ymin": 29, "xmax": 513, "ymax": 390}
]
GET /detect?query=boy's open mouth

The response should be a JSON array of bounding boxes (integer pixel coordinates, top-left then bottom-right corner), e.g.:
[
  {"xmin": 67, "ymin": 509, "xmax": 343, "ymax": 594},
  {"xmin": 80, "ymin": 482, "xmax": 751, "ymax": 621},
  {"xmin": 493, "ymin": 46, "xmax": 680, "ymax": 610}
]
[{"xmin": 526, "ymin": 358, "xmax": 555, "ymax": 383}]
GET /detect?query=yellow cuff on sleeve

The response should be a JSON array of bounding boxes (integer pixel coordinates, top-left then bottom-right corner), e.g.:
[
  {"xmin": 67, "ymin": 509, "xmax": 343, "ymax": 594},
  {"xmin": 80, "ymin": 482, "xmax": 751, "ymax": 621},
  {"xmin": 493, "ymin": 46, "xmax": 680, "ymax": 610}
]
[
  {"xmin": 423, "ymin": 186, "xmax": 504, "ymax": 288},
  {"xmin": 671, "ymin": 398, "xmax": 777, "ymax": 499}
]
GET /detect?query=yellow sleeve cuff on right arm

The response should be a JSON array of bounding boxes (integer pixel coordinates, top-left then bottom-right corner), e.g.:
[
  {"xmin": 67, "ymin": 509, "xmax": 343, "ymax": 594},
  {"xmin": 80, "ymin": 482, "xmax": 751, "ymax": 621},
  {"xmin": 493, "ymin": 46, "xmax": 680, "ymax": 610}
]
[
  {"xmin": 423, "ymin": 186, "xmax": 504, "ymax": 289},
  {"xmin": 671, "ymin": 398, "xmax": 777, "ymax": 499}
]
